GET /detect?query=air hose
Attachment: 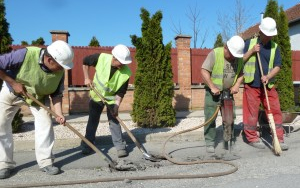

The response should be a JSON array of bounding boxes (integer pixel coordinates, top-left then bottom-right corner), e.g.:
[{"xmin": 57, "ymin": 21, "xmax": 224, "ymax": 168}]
[{"xmin": 163, "ymin": 105, "xmax": 238, "ymax": 168}]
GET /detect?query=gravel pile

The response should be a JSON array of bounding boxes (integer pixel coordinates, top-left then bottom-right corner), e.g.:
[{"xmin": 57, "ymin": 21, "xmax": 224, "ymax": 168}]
[{"xmin": 13, "ymin": 115, "xmax": 244, "ymax": 141}]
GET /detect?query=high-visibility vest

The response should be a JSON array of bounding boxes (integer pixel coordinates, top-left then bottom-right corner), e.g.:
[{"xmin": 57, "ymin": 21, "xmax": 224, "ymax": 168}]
[
  {"xmin": 15, "ymin": 47, "xmax": 64, "ymax": 105},
  {"xmin": 211, "ymin": 47, "xmax": 244, "ymax": 90},
  {"xmin": 243, "ymin": 38, "xmax": 277, "ymax": 88},
  {"xmin": 90, "ymin": 53, "xmax": 132, "ymax": 104}
]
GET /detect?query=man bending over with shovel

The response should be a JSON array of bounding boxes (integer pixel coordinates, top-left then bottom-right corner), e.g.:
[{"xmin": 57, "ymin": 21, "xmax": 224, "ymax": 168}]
[
  {"xmin": 0, "ymin": 40, "xmax": 74, "ymax": 179},
  {"xmin": 81, "ymin": 44, "xmax": 132, "ymax": 158}
]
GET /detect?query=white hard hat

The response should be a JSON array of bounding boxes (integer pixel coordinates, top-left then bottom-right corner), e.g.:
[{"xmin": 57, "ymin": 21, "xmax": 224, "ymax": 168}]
[
  {"xmin": 259, "ymin": 17, "xmax": 277, "ymax": 36},
  {"xmin": 47, "ymin": 40, "xmax": 74, "ymax": 70},
  {"xmin": 112, "ymin": 44, "xmax": 132, "ymax": 64},
  {"xmin": 226, "ymin": 35, "xmax": 245, "ymax": 58}
]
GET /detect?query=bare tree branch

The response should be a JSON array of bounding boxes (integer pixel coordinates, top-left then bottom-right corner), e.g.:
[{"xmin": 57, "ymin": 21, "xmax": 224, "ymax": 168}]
[
  {"xmin": 170, "ymin": 18, "xmax": 183, "ymax": 35},
  {"xmin": 186, "ymin": 2, "xmax": 204, "ymax": 48},
  {"xmin": 217, "ymin": 11, "xmax": 232, "ymax": 42},
  {"xmin": 198, "ymin": 28, "xmax": 208, "ymax": 48},
  {"xmin": 217, "ymin": 0, "xmax": 254, "ymax": 41}
]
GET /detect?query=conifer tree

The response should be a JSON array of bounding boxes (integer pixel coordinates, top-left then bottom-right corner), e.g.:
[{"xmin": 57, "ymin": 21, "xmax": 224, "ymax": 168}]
[
  {"xmin": 0, "ymin": 0, "xmax": 13, "ymax": 88},
  {"xmin": 213, "ymin": 33, "xmax": 224, "ymax": 48},
  {"xmin": 130, "ymin": 8, "xmax": 175, "ymax": 128},
  {"xmin": 0, "ymin": 0, "xmax": 23, "ymax": 132},
  {"xmin": 0, "ymin": 0, "xmax": 13, "ymax": 54},
  {"xmin": 275, "ymin": 6, "xmax": 294, "ymax": 110},
  {"xmin": 89, "ymin": 36, "xmax": 100, "ymax": 47}
]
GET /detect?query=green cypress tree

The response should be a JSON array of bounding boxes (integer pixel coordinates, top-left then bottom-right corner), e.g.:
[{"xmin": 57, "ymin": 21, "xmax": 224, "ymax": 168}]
[
  {"xmin": 213, "ymin": 33, "xmax": 224, "ymax": 48},
  {"xmin": 275, "ymin": 6, "xmax": 294, "ymax": 111},
  {"xmin": 0, "ymin": 0, "xmax": 13, "ymax": 87},
  {"xmin": 130, "ymin": 8, "xmax": 175, "ymax": 128},
  {"xmin": 0, "ymin": 0, "xmax": 23, "ymax": 132},
  {"xmin": 0, "ymin": 0, "xmax": 13, "ymax": 54}
]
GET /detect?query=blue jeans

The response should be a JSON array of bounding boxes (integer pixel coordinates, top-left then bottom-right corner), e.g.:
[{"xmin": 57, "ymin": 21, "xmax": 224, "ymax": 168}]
[{"xmin": 81, "ymin": 99, "xmax": 126, "ymax": 150}]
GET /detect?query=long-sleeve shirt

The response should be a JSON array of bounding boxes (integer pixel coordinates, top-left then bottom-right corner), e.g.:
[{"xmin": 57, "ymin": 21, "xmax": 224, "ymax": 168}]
[
  {"xmin": 0, "ymin": 48, "xmax": 64, "ymax": 98},
  {"xmin": 83, "ymin": 53, "xmax": 129, "ymax": 98}
]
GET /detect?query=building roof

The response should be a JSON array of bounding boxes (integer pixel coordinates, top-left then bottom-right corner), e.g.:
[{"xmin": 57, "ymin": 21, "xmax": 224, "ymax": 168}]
[{"xmin": 241, "ymin": 3, "xmax": 300, "ymax": 40}]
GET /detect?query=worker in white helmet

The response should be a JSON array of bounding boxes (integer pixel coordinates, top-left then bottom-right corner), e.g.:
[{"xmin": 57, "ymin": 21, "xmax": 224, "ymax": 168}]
[
  {"xmin": 0, "ymin": 40, "xmax": 74, "ymax": 179},
  {"xmin": 81, "ymin": 44, "xmax": 132, "ymax": 158},
  {"xmin": 201, "ymin": 35, "xmax": 245, "ymax": 153},
  {"xmin": 243, "ymin": 17, "xmax": 288, "ymax": 151}
]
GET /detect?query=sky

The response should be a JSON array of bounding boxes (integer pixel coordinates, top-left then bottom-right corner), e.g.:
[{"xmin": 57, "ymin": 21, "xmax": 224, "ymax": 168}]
[{"xmin": 4, "ymin": 0, "xmax": 300, "ymax": 49}]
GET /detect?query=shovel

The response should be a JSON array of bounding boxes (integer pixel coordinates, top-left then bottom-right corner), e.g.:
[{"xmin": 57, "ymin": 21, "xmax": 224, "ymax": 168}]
[
  {"xmin": 26, "ymin": 92, "xmax": 120, "ymax": 171},
  {"xmin": 257, "ymin": 52, "xmax": 282, "ymax": 155},
  {"xmin": 90, "ymin": 85, "xmax": 161, "ymax": 162}
]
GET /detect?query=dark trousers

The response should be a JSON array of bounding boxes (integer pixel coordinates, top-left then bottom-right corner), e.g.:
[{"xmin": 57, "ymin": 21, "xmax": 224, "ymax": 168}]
[{"xmin": 82, "ymin": 99, "xmax": 126, "ymax": 150}]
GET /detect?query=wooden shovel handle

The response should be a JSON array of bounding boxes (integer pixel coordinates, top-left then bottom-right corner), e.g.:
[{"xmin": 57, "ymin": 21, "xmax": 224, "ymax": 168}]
[
  {"xmin": 26, "ymin": 93, "xmax": 116, "ymax": 167},
  {"xmin": 257, "ymin": 52, "xmax": 271, "ymax": 111}
]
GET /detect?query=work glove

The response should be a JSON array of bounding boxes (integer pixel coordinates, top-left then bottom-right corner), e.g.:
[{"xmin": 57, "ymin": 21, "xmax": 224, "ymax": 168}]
[{"xmin": 111, "ymin": 104, "xmax": 119, "ymax": 117}]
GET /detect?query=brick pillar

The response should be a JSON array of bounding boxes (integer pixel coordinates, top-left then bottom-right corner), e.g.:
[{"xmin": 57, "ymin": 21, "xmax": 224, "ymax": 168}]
[
  {"xmin": 50, "ymin": 30, "xmax": 69, "ymax": 43},
  {"xmin": 50, "ymin": 30, "xmax": 70, "ymax": 114},
  {"xmin": 175, "ymin": 35, "xmax": 192, "ymax": 110}
]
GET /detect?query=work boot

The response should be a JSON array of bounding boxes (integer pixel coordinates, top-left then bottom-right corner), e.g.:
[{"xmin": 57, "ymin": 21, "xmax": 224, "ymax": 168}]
[
  {"xmin": 117, "ymin": 149, "xmax": 128, "ymax": 158},
  {"xmin": 40, "ymin": 165, "xmax": 60, "ymax": 175},
  {"xmin": 0, "ymin": 168, "xmax": 11, "ymax": 179},
  {"xmin": 249, "ymin": 141, "xmax": 265, "ymax": 149},
  {"xmin": 280, "ymin": 142, "xmax": 289, "ymax": 151},
  {"xmin": 206, "ymin": 146, "xmax": 215, "ymax": 153},
  {"xmin": 81, "ymin": 146, "xmax": 93, "ymax": 155}
]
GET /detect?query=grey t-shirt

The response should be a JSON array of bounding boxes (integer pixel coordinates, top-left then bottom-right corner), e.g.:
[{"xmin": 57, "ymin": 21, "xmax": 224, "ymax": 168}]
[{"xmin": 202, "ymin": 50, "xmax": 239, "ymax": 89}]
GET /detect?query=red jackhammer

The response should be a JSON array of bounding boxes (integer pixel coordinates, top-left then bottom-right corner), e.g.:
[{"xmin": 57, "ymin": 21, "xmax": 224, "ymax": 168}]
[{"xmin": 219, "ymin": 89, "xmax": 235, "ymax": 152}]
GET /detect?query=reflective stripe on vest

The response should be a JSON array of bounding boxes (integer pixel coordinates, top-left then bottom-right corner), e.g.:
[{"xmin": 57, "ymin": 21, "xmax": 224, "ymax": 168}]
[
  {"xmin": 16, "ymin": 47, "xmax": 64, "ymax": 105},
  {"xmin": 211, "ymin": 47, "xmax": 243, "ymax": 90},
  {"xmin": 243, "ymin": 38, "xmax": 277, "ymax": 88},
  {"xmin": 90, "ymin": 53, "xmax": 132, "ymax": 104}
]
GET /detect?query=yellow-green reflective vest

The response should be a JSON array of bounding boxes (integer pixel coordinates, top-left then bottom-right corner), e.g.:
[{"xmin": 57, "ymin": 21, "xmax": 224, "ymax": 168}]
[
  {"xmin": 211, "ymin": 47, "xmax": 244, "ymax": 90},
  {"xmin": 90, "ymin": 53, "xmax": 132, "ymax": 104},
  {"xmin": 243, "ymin": 38, "xmax": 277, "ymax": 88},
  {"xmin": 16, "ymin": 47, "xmax": 64, "ymax": 105}
]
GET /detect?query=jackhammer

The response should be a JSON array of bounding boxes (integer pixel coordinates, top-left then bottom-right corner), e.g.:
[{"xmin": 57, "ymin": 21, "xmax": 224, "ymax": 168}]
[{"xmin": 219, "ymin": 89, "xmax": 235, "ymax": 152}]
